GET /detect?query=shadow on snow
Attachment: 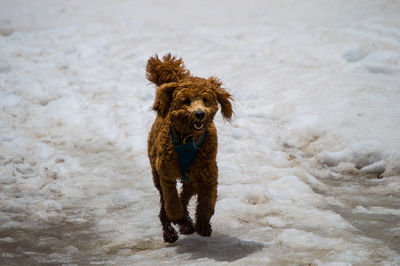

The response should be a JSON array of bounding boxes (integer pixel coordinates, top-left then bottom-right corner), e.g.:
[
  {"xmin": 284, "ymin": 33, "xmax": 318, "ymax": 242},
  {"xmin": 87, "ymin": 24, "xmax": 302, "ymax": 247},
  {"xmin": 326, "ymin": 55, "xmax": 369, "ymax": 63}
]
[{"xmin": 172, "ymin": 232, "xmax": 265, "ymax": 262}]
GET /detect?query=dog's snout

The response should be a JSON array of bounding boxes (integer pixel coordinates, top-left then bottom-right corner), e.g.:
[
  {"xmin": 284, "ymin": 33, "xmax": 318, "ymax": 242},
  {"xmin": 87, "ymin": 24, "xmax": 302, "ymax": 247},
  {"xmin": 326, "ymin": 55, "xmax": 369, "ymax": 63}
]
[{"xmin": 194, "ymin": 110, "xmax": 205, "ymax": 120}]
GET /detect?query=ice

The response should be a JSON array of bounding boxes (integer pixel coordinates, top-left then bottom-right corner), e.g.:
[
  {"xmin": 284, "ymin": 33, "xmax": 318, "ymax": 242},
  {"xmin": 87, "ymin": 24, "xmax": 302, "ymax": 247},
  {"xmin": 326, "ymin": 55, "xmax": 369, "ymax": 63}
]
[
  {"xmin": 32, "ymin": 143, "xmax": 54, "ymax": 160},
  {"xmin": 320, "ymin": 141, "xmax": 400, "ymax": 178},
  {"xmin": 15, "ymin": 162, "xmax": 36, "ymax": 177},
  {"xmin": 276, "ymin": 228, "xmax": 345, "ymax": 249},
  {"xmin": 0, "ymin": 91, "xmax": 21, "ymax": 108},
  {"xmin": 1, "ymin": 0, "xmax": 400, "ymax": 265},
  {"xmin": 342, "ymin": 45, "xmax": 369, "ymax": 63},
  {"xmin": 360, "ymin": 160, "xmax": 385, "ymax": 175},
  {"xmin": 265, "ymin": 175, "xmax": 319, "ymax": 206},
  {"xmin": 0, "ymin": 19, "xmax": 14, "ymax": 36},
  {"xmin": 0, "ymin": 164, "xmax": 17, "ymax": 184},
  {"xmin": 0, "ymin": 237, "xmax": 15, "ymax": 243},
  {"xmin": 319, "ymin": 142, "xmax": 390, "ymax": 175},
  {"xmin": 354, "ymin": 206, "xmax": 400, "ymax": 216}
]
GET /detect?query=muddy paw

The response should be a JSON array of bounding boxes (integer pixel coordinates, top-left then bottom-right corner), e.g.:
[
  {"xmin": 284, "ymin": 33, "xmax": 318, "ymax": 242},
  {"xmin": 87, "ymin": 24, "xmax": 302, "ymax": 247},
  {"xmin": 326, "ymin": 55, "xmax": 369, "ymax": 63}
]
[
  {"xmin": 163, "ymin": 226, "xmax": 179, "ymax": 243},
  {"xmin": 195, "ymin": 222, "xmax": 212, "ymax": 237},
  {"xmin": 178, "ymin": 219, "xmax": 195, "ymax": 235}
]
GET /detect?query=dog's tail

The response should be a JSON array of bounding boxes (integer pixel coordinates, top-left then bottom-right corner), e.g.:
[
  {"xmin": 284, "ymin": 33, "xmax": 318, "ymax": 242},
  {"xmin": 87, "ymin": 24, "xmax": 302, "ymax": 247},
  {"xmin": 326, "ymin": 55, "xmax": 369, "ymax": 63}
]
[{"xmin": 146, "ymin": 53, "xmax": 190, "ymax": 86}]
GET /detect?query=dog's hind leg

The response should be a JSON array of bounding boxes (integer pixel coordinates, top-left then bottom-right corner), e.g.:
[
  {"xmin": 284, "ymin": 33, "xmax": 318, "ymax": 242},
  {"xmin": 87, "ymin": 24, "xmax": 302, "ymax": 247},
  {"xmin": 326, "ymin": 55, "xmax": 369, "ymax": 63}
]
[
  {"xmin": 177, "ymin": 182, "xmax": 195, "ymax": 235},
  {"xmin": 153, "ymin": 171, "xmax": 179, "ymax": 243}
]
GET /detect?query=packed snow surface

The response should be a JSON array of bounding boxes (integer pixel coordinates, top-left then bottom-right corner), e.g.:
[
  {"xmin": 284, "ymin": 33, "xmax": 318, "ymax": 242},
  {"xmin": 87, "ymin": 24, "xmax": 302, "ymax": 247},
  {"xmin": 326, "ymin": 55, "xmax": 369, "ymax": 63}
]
[{"xmin": 1, "ymin": 0, "xmax": 400, "ymax": 265}]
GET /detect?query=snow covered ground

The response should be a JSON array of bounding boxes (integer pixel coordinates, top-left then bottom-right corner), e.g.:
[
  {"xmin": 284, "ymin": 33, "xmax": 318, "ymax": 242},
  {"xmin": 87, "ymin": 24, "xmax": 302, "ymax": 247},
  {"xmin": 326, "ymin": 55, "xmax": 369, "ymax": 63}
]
[{"xmin": 1, "ymin": 0, "xmax": 400, "ymax": 265}]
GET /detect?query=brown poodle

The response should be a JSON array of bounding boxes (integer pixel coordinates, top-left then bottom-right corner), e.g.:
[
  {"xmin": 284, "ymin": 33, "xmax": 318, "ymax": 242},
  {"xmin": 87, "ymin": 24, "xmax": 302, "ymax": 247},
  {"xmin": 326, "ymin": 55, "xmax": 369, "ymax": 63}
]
[{"xmin": 146, "ymin": 53, "xmax": 233, "ymax": 243}]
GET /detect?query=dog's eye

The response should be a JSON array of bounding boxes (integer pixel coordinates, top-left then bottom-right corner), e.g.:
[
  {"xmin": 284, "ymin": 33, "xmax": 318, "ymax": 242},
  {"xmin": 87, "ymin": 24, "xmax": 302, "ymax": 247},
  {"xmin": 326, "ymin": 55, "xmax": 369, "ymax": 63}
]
[
  {"xmin": 203, "ymin": 97, "xmax": 208, "ymax": 103},
  {"xmin": 183, "ymin": 99, "xmax": 191, "ymax": 105}
]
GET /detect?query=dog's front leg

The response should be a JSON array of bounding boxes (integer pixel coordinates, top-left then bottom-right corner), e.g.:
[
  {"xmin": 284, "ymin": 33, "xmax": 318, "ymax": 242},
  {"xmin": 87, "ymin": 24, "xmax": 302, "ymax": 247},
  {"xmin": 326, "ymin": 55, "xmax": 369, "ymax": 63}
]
[
  {"xmin": 195, "ymin": 182, "xmax": 217, "ymax": 237},
  {"xmin": 177, "ymin": 182, "xmax": 195, "ymax": 235},
  {"xmin": 160, "ymin": 178, "xmax": 184, "ymax": 222}
]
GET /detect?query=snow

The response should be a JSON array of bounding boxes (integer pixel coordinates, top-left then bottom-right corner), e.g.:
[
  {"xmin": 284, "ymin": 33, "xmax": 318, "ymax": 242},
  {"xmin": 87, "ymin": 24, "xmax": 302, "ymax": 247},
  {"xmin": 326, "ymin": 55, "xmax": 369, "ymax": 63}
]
[{"xmin": 1, "ymin": 0, "xmax": 400, "ymax": 265}]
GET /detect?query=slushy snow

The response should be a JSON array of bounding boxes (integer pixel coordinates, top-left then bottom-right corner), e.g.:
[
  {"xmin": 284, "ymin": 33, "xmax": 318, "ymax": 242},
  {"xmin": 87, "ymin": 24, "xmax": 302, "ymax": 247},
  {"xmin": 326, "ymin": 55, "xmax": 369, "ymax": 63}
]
[{"xmin": 0, "ymin": 0, "xmax": 399, "ymax": 265}]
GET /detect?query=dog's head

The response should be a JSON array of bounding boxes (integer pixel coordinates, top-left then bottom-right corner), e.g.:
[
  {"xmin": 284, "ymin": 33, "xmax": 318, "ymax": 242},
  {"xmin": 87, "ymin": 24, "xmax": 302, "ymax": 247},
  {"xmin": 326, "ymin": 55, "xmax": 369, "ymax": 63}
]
[{"xmin": 146, "ymin": 53, "xmax": 233, "ymax": 136}]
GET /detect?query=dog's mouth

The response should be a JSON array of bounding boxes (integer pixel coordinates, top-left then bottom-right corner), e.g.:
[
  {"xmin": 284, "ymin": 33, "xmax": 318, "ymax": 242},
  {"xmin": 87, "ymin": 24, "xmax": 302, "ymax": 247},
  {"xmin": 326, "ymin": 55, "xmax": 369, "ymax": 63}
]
[{"xmin": 193, "ymin": 121, "xmax": 204, "ymax": 131}]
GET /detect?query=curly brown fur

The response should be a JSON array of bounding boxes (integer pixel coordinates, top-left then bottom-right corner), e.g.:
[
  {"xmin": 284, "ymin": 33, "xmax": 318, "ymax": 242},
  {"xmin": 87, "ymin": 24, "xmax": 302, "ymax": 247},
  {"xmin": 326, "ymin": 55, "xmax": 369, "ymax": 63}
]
[
  {"xmin": 146, "ymin": 53, "xmax": 190, "ymax": 87},
  {"xmin": 147, "ymin": 54, "xmax": 233, "ymax": 243}
]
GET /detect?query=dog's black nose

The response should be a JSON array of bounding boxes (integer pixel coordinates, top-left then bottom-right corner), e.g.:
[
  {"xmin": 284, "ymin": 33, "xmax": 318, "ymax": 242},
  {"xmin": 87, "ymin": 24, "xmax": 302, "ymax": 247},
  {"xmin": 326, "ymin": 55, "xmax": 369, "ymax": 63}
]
[{"xmin": 195, "ymin": 110, "xmax": 205, "ymax": 120}]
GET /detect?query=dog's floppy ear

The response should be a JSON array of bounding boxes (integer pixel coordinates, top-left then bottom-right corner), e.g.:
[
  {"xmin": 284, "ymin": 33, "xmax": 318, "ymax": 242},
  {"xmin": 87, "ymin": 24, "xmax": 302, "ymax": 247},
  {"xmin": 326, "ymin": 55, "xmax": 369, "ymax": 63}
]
[
  {"xmin": 152, "ymin": 82, "xmax": 177, "ymax": 118},
  {"xmin": 208, "ymin": 77, "xmax": 233, "ymax": 121},
  {"xmin": 146, "ymin": 53, "xmax": 190, "ymax": 86}
]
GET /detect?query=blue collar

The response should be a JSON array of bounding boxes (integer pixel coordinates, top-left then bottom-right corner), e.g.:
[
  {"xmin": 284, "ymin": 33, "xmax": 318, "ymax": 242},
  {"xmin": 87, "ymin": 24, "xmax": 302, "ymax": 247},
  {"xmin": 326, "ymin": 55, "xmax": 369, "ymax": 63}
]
[{"xmin": 170, "ymin": 125, "xmax": 207, "ymax": 183}]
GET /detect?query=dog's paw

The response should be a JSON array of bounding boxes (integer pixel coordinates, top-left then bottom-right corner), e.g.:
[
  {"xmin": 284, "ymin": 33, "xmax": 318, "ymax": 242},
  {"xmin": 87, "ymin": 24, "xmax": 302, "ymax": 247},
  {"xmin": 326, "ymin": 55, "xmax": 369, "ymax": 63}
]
[
  {"xmin": 195, "ymin": 221, "xmax": 212, "ymax": 237},
  {"xmin": 178, "ymin": 218, "xmax": 195, "ymax": 235},
  {"xmin": 163, "ymin": 225, "xmax": 179, "ymax": 243}
]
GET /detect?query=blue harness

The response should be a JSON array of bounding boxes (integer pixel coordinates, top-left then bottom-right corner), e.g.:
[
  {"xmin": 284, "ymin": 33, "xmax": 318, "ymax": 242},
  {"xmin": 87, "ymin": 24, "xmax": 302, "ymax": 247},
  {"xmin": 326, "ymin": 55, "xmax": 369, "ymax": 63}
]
[{"xmin": 170, "ymin": 125, "xmax": 207, "ymax": 183}]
